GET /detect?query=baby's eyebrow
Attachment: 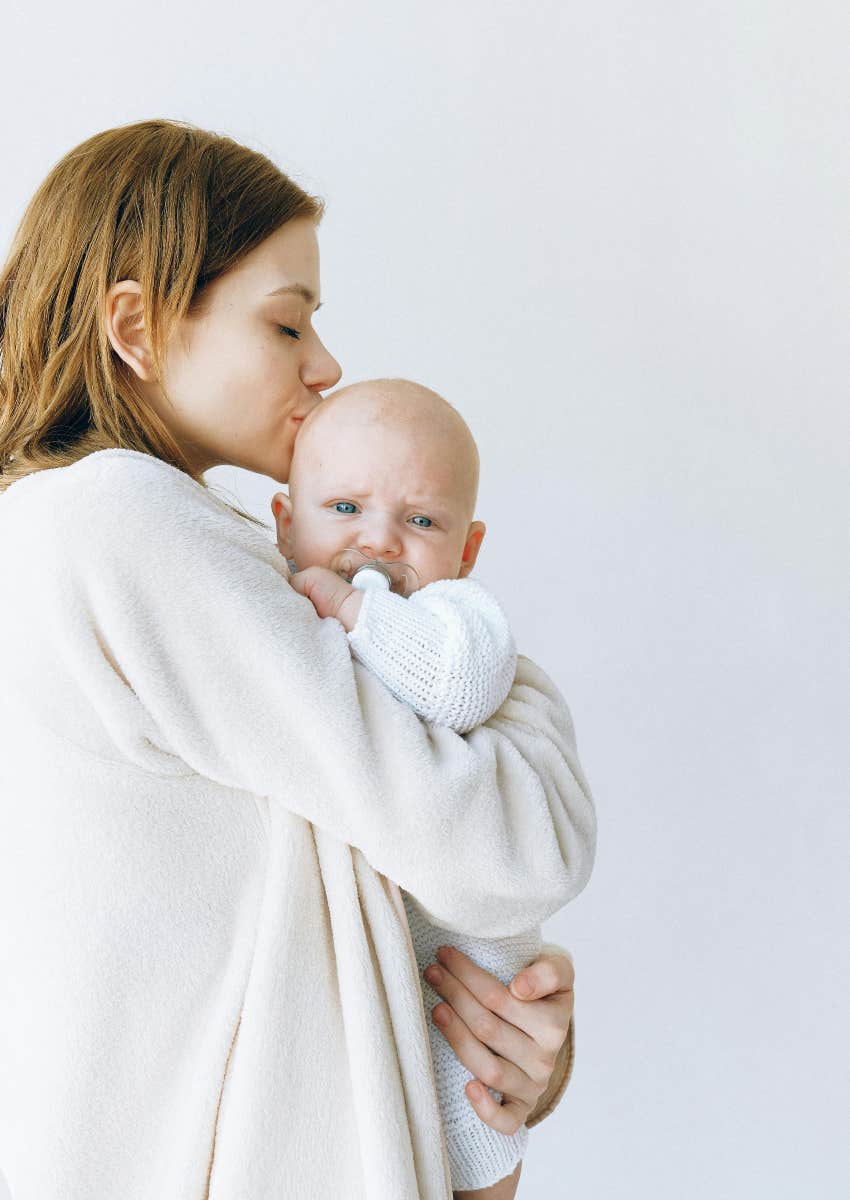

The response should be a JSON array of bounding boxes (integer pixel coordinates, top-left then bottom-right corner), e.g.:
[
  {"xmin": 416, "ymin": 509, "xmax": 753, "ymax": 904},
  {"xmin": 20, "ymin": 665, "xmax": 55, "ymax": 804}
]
[
  {"xmin": 341, "ymin": 490, "xmax": 454, "ymax": 520},
  {"xmin": 266, "ymin": 283, "xmax": 323, "ymax": 311}
]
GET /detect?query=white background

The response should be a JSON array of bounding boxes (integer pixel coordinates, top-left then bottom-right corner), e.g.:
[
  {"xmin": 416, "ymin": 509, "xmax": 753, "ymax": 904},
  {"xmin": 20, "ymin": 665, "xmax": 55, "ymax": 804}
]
[{"xmin": 1, "ymin": 2, "xmax": 848, "ymax": 1196}]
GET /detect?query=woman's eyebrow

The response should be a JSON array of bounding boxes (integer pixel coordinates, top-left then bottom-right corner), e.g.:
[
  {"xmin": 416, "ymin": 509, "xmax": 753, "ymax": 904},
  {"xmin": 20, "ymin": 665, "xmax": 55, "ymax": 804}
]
[{"xmin": 266, "ymin": 283, "xmax": 322, "ymax": 311}]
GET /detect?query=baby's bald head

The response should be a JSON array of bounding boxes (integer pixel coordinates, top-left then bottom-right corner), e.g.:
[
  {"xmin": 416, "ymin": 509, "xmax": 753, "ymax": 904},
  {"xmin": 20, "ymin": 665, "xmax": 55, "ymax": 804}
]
[
  {"xmin": 290, "ymin": 378, "xmax": 480, "ymax": 525},
  {"xmin": 280, "ymin": 377, "xmax": 487, "ymax": 587}
]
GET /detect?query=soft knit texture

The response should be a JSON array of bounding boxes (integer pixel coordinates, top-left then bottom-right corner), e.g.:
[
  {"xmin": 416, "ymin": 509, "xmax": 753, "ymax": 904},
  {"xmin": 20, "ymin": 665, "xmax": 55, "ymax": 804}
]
[
  {"xmin": 346, "ymin": 577, "xmax": 518, "ymax": 736},
  {"xmin": 0, "ymin": 449, "xmax": 597, "ymax": 1200},
  {"xmin": 343, "ymin": 580, "xmax": 549, "ymax": 1190}
]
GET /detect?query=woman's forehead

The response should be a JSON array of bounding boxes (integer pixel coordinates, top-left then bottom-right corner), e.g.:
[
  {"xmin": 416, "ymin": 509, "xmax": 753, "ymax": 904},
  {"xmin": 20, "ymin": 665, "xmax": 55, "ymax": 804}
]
[{"xmin": 218, "ymin": 218, "xmax": 321, "ymax": 297}]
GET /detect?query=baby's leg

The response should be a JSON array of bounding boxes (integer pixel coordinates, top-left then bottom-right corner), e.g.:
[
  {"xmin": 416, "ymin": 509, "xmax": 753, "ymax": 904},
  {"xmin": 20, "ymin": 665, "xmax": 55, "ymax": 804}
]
[
  {"xmin": 454, "ymin": 1158, "xmax": 523, "ymax": 1199},
  {"xmin": 401, "ymin": 889, "xmax": 542, "ymax": 1195}
]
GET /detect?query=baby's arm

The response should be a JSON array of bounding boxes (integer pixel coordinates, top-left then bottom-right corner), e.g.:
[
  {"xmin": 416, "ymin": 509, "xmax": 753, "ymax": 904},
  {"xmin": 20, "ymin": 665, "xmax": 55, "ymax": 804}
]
[
  {"xmin": 282, "ymin": 555, "xmax": 517, "ymax": 735},
  {"xmin": 344, "ymin": 577, "xmax": 518, "ymax": 734}
]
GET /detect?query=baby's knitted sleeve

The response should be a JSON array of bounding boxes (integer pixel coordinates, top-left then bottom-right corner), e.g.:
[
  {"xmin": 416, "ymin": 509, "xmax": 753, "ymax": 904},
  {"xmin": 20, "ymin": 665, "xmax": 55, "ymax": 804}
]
[{"xmin": 346, "ymin": 577, "xmax": 517, "ymax": 735}]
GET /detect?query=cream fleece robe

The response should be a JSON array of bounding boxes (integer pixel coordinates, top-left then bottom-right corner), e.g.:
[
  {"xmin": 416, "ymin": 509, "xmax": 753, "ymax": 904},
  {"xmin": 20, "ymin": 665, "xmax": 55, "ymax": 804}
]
[{"xmin": 0, "ymin": 448, "xmax": 597, "ymax": 1200}]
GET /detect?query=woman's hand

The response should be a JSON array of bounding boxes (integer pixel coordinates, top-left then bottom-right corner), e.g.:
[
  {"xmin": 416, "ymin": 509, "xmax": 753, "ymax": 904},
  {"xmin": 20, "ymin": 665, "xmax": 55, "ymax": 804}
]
[{"xmin": 424, "ymin": 944, "xmax": 575, "ymax": 1136}]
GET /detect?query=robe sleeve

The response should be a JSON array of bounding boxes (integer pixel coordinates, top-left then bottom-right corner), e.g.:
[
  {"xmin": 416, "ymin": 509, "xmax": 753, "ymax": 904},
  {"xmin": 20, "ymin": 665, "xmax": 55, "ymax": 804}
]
[{"xmin": 524, "ymin": 942, "xmax": 577, "ymax": 1127}]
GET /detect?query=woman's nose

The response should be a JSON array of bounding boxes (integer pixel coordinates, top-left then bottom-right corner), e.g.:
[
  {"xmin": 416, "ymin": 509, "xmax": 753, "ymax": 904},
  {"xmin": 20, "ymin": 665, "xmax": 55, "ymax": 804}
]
[{"xmin": 303, "ymin": 334, "xmax": 342, "ymax": 392}]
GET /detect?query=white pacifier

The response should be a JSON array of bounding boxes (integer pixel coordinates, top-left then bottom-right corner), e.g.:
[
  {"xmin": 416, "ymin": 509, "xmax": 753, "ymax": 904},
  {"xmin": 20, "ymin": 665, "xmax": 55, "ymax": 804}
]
[{"xmin": 329, "ymin": 547, "xmax": 420, "ymax": 598}]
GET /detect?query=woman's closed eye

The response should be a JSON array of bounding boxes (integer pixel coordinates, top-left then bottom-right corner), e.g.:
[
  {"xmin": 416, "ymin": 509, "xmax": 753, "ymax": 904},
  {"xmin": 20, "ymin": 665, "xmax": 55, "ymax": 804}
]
[{"xmin": 278, "ymin": 324, "xmax": 301, "ymax": 340}]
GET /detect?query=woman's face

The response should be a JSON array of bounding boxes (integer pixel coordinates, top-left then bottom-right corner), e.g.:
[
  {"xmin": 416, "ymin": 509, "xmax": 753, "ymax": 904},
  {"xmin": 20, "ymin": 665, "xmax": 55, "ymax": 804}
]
[{"xmin": 142, "ymin": 217, "xmax": 341, "ymax": 481}]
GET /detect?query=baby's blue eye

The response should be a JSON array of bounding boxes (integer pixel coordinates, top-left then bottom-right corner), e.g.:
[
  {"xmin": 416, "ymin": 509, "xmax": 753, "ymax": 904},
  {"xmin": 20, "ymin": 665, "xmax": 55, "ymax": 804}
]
[
  {"xmin": 411, "ymin": 515, "xmax": 433, "ymax": 527},
  {"xmin": 333, "ymin": 502, "xmax": 357, "ymax": 514}
]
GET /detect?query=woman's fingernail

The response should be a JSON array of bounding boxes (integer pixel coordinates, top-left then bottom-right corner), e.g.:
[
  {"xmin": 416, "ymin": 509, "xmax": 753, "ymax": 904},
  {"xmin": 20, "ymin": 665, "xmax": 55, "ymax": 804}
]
[
  {"xmin": 512, "ymin": 975, "xmax": 533, "ymax": 997},
  {"xmin": 433, "ymin": 1005, "xmax": 450, "ymax": 1026}
]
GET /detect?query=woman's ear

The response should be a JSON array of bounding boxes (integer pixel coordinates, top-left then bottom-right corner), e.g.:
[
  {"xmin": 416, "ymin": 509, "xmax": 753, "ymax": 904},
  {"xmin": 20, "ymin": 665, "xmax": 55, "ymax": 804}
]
[
  {"xmin": 103, "ymin": 280, "xmax": 156, "ymax": 381},
  {"xmin": 271, "ymin": 492, "xmax": 295, "ymax": 558},
  {"xmin": 458, "ymin": 521, "xmax": 486, "ymax": 578}
]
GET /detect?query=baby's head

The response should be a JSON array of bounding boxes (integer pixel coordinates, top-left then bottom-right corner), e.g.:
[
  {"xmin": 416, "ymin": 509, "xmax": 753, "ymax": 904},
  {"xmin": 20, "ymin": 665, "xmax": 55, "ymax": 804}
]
[{"xmin": 273, "ymin": 379, "xmax": 486, "ymax": 590}]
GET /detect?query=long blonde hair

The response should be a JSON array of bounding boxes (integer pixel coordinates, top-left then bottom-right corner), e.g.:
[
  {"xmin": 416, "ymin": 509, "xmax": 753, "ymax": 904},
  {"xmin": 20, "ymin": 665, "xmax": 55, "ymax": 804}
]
[{"xmin": 0, "ymin": 118, "xmax": 324, "ymax": 526}]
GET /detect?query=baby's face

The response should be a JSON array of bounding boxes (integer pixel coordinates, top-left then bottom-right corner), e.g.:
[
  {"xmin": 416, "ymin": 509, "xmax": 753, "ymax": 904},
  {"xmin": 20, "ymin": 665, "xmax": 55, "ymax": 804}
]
[{"xmin": 282, "ymin": 388, "xmax": 484, "ymax": 589}]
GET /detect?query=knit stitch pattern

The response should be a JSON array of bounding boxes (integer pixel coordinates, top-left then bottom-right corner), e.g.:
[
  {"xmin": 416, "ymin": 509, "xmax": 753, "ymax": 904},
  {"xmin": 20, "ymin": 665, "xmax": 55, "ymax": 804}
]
[{"xmin": 346, "ymin": 579, "xmax": 518, "ymax": 735}]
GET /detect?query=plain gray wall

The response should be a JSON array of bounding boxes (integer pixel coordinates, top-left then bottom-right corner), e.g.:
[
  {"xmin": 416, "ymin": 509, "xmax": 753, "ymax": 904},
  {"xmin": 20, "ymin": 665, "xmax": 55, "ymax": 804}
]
[{"xmin": 1, "ymin": 2, "xmax": 847, "ymax": 1196}]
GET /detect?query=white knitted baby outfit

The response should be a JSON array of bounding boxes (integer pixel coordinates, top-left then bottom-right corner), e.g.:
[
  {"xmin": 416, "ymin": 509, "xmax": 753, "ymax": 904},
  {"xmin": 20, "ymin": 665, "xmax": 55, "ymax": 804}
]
[{"xmin": 342, "ymin": 574, "xmax": 543, "ymax": 1192}]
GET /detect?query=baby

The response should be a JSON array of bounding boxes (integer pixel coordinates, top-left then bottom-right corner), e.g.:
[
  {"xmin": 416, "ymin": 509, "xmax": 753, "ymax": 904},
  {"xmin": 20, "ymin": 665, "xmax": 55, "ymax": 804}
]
[{"xmin": 271, "ymin": 378, "xmax": 553, "ymax": 1194}]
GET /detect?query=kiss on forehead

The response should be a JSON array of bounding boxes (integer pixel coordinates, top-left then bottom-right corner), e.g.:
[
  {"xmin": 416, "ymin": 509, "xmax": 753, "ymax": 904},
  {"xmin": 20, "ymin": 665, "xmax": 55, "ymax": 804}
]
[{"xmin": 272, "ymin": 376, "xmax": 486, "ymax": 594}]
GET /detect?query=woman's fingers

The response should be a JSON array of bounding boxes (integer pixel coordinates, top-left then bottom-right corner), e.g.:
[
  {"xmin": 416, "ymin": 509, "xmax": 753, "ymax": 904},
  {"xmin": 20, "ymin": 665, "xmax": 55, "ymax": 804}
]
[
  {"xmin": 429, "ymin": 989, "xmax": 544, "ymax": 1108},
  {"xmin": 425, "ymin": 946, "xmax": 577, "ymax": 1137},
  {"xmin": 430, "ymin": 945, "xmax": 570, "ymax": 1061},
  {"xmin": 425, "ymin": 955, "xmax": 557, "ymax": 1095},
  {"xmin": 431, "ymin": 996, "xmax": 539, "ymax": 1133},
  {"xmin": 459, "ymin": 1077, "xmax": 531, "ymax": 1138},
  {"xmin": 509, "ymin": 950, "xmax": 574, "ymax": 1003}
]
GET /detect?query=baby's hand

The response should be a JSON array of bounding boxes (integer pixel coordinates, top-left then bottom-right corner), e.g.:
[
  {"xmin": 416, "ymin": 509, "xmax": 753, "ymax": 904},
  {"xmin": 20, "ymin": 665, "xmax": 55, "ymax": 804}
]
[{"xmin": 288, "ymin": 565, "xmax": 364, "ymax": 632}]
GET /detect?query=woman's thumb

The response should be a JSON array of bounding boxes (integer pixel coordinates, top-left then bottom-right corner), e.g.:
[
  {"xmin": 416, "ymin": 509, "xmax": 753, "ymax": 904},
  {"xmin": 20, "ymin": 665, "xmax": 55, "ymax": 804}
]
[{"xmin": 510, "ymin": 973, "xmax": 535, "ymax": 999}]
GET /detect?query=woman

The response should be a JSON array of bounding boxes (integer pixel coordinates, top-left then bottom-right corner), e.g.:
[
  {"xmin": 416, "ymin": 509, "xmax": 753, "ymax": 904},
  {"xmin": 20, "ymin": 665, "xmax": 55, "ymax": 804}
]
[{"xmin": 0, "ymin": 120, "xmax": 596, "ymax": 1200}]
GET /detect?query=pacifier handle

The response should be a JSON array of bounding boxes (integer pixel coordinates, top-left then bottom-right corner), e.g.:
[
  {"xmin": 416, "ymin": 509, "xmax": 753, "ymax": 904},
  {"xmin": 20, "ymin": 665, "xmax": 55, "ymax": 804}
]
[{"xmin": 351, "ymin": 565, "xmax": 392, "ymax": 591}]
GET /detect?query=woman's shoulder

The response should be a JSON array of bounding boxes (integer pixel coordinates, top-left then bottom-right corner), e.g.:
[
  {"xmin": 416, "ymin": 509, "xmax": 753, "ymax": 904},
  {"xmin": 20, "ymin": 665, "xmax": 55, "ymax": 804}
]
[
  {"xmin": 2, "ymin": 448, "xmax": 194, "ymax": 519},
  {"xmin": 5, "ymin": 449, "xmax": 220, "ymax": 511},
  {"xmin": 1, "ymin": 448, "xmax": 278, "ymax": 563}
]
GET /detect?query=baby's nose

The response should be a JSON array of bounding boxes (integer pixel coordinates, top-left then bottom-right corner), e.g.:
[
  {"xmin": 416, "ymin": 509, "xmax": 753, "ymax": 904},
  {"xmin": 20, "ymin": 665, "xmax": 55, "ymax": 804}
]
[
  {"xmin": 357, "ymin": 522, "xmax": 401, "ymax": 559},
  {"xmin": 358, "ymin": 540, "xmax": 399, "ymax": 559}
]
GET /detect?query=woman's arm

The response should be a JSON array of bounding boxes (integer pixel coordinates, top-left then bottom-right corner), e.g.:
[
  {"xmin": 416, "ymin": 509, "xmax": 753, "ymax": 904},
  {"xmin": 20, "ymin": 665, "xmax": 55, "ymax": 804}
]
[{"xmin": 31, "ymin": 452, "xmax": 596, "ymax": 938}]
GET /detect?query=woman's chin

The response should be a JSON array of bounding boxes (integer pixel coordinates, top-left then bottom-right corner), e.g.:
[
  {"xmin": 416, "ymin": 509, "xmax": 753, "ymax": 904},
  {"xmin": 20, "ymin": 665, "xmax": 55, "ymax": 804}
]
[{"xmin": 240, "ymin": 444, "xmax": 293, "ymax": 484}]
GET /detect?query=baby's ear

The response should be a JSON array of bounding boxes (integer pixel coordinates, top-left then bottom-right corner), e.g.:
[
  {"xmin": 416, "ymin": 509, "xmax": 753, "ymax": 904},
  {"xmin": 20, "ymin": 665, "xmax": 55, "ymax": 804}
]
[
  {"xmin": 458, "ymin": 520, "xmax": 486, "ymax": 578},
  {"xmin": 270, "ymin": 492, "xmax": 295, "ymax": 558}
]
